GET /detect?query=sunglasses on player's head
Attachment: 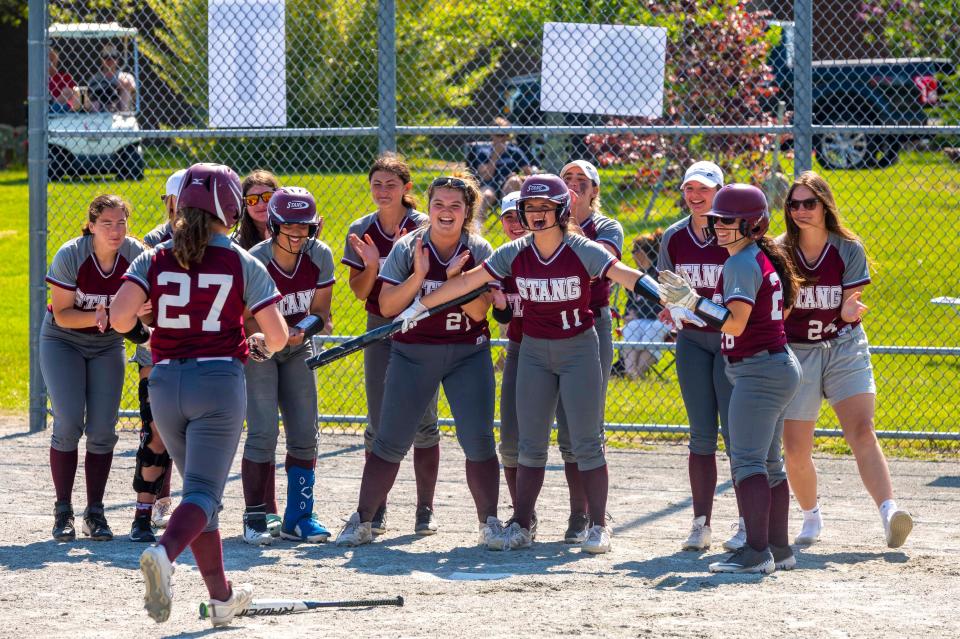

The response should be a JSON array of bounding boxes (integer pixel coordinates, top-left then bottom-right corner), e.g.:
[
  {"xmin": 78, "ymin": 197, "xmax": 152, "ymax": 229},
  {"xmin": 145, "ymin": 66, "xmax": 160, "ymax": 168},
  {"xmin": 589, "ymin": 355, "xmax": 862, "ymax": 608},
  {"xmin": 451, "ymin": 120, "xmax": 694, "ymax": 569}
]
[
  {"xmin": 788, "ymin": 197, "xmax": 819, "ymax": 211},
  {"xmin": 244, "ymin": 191, "xmax": 274, "ymax": 206},
  {"xmin": 431, "ymin": 176, "xmax": 468, "ymax": 190}
]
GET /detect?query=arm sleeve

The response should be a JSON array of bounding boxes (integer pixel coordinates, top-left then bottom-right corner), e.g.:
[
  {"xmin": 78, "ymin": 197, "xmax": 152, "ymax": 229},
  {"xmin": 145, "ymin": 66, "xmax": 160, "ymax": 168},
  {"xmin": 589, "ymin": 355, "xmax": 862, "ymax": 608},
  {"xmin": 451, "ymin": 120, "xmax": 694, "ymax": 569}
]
[
  {"xmin": 46, "ymin": 241, "xmax": 80, "ymax": 290},
  {"xmin": 241, "ymin": 252, "xmax": 282, "ymax": 313},
  {"xmin": 838, "ymin": 239, "xmax": 871, "ymax": 288},
  {"xmin": 722, "ymin": 254, "xmax": 762, "ymax": 306},
  {"xmin": 377, "ymin": 236, "xmax": 414, "ymax": 285},
  {"xmin": 312, "ymin": 241, "xmax": 336, "ymax": 288}
]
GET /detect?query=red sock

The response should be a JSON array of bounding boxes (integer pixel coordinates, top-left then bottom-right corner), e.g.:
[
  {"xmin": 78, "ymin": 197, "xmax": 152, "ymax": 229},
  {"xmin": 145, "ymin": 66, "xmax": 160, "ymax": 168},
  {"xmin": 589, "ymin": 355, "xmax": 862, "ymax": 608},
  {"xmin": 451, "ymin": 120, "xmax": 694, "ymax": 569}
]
[
  {"xmin": 514, "ymin": 465, "xmax": 545, "ymax": 530},
  {"xmin": 189, "ymin": 530, "xmax": 230, "ymax": 601},
  {"xmin": 159, "ymin": 502, "xmax": 208, "ymax": 562},
  {"xmin": 84, "ymin": 451, "xmax": 113, "ymax": 507},
  {"xmin": 580, "ymin": 464, "xmax": 609, "ymax": 527},
  {"xmin": 465, "ymin": 456, "xmax": 499, "ymax": 521},
  {"xmin": 503, "ymin": 465, "xmax": 518, "ymax": 508},
  {"xmin": 285, "ymin": 454, "xmax": 315, "ymax": 470},
  {"xmin": 241, "ymin": 458, "xmax": 271, "ymax": 509},
  {"xmin": 50, "ymin": 447, "xmax": 78, "ymax": 503},
  {"xmin": 689, "ymin": 452, "xmax": 718, "ymax": 526},
  {"xmin": 737, "ymin": 474, "xmax": 771, "ymax": 552},
  {"xmin": 413, "ymin": 444, "xmax": 440, "ymax": 509},
  {"xmin": 159, "ymin": 464, "xmax": 172, "ymax": 500},
  {"xmin": 768, "ymin": 480, "xmax": 790, "ymax": 547},
  {"xmin": 563, "ymin": 462, "xmax": 588, "ymax": 515},
  {"xmin": 265, "ymin": 463, "xmax": 278, "ymax": 514},
  {"xmin": 357, "ymin": 453, "xmax": 401, "ymax": 522}
]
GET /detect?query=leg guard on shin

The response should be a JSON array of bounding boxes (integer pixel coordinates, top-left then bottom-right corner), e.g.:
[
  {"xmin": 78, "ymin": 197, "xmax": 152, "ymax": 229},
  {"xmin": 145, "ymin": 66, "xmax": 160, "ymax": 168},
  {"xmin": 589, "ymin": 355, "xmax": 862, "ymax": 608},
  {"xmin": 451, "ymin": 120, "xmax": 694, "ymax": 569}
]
[
  {"xmin": 138, "ymin": 377, "xmax": 153, "ymax": 429},
  {"xmin": 133, "ymin": 426, "xmax": 171, "ymax": 496}
]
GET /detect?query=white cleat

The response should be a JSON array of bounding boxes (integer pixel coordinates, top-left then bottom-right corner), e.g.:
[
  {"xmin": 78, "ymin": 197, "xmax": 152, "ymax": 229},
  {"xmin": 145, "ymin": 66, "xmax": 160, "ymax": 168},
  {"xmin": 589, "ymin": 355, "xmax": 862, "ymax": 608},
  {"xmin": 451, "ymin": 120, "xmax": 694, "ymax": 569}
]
[
  {"xmin": 499, "ymin": 521, "xmax": 533, "ymax": 551},
  {"xmin": 335, "ymin": 512, "xmax": 374, "ymax": 547},
  {"xmin": 151, "ymin": 497, "xmax": 173, "ymax": 529},
  {"xmin": 884, "ymin": 510, "xmax": 914, "ymax": 549},
  {"xmin": 479, "ymin": 516, "xmax": 505, "ymax": 550},
  {"xmin": 723, "ymin": 517, "xmax": 747, "ymax": 551},
  {"xmin": 581, "ymin": 525, "xmax": 612, "ymax": 554},
  {"xmin": 242, "ymin": 512, "xmax": 273, "ymax": 546},
  {"xmin": 206, "ymin": 582, "xmax": 254, "ymax": 628},
  {"xmin": 681, "ymin": 515, "xmax": 712, "ymax": 551},
  {"xmin": 794, "ymin": 514, "xmax": 823, "ymax": 545},
  {"xmin": 140, "ymin": 545, "xmax": 175, "ymax": 623}
]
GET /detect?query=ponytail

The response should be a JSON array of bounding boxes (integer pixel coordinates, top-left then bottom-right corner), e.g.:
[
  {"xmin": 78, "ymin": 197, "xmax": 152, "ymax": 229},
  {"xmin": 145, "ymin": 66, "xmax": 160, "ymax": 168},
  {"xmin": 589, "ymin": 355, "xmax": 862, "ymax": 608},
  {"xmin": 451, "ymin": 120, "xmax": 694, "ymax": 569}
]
[
  {"xmin": 756, "ymin": 236, "xmax": 801, "ymax": 310},
  {"xmin": 173, "ymin": 207, "xmax": 214, "ymax": 269}
]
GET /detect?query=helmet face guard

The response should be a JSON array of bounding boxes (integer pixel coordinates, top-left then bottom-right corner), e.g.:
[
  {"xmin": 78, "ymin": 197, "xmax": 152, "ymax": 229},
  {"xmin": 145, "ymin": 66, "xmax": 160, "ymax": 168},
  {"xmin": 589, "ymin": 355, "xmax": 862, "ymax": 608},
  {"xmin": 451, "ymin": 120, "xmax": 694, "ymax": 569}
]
[
  {"xmin": 267, "ymin": 187, "xmax": 321, "ymax": 253},
  {"xmin": 516, "ymin": 174, "xmax": 571, "ymax": 231}
]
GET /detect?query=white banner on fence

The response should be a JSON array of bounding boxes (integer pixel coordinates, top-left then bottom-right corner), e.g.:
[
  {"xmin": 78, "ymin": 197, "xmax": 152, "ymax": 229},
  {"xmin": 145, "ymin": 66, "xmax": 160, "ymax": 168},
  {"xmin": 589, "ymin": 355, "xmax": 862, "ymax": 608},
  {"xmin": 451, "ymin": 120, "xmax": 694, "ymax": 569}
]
[
  {"xmin": 541, "ymin": 22, "xmax": 666, "ymax": 118},
  {"xmin": 208, "ymin": 0, "xmax": 286, "ymax": 128}
]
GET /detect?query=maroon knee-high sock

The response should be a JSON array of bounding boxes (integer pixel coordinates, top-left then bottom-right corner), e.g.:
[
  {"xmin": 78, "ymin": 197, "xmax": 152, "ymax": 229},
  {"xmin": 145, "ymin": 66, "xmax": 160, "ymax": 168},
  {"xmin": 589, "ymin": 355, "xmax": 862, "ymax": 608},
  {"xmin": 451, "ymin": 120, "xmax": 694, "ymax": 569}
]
[
  {"xmin": 768, "ymin": 480, "xmax": 790, "ymax": 547},
  {"xmin": 265, "ymin": 463, "xmax": 278, "ymax": 514},
  {"xmin": 159, "ymin": 462, "xmax": 172, "ymax": 500},
  {"xmin": 503, "ymin": 465, "xmax": 518, "ymax": 508},
  {"xmin": 563, "ymin": 462, "xmax": 588, "ymax": 515},
  {"xmin": 514, "ymin": 465, "xmax": 546, "ymax": 530},
  {"xmin": 365, "ymin": 450, "xmax": 388, "ymax": 511},
  {"xmin": 737, "ymin": 474, "xmax": 771, "ymax": 551},
  {"xmin": 465, "ymin": 456, "xmax": 499, "ymax": 521},
  {"xmin": 357, "ymin": 453, "xmax": 402, "ymax": 522},
  {"xmin": 189, "ymin": 530, "xmax": 230, "ymax": 601},
  {"xmin": 84, "ymin": 451, "xmax": 113, "ymax": 507},
  {"xmin": 160, "ymin": 502, "xmax": 208, "ymax": 562},
  {"xmin": 241, "ymin": 458, "xmax": 271, "ymax": 509},
  {"xmin": 733, "ymin": 475, "xmax": 744, "ymax": 518},
  {"xmin": 285, "ymin": 454, "xmax": 315, "ymax": 470},
  {"xmin": 413, "ymin": 444, "xmax": 440, "ymax": 509},
  {"xmin": 50, "ymin": 448, "xmax": 78, "ymax": 503},
  {"xmin": 689, "ymin": 452, "xmax": 718, "ymax": 525},
  {"xmin": 580, "ymin": 465, "xmax": 609, "ymax": 527}
]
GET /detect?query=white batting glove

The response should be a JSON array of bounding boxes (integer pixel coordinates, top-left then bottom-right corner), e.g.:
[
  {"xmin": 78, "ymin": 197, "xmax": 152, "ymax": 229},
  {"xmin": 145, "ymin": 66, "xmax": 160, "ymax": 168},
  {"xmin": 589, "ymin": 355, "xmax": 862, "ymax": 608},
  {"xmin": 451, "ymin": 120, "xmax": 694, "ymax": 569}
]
[
  {"xmin": 658, "ymin": 270, "xmax": 701, "ymax": 311},
  {"xmin": 397, "ymin": 299, "xmax": 429, "ymax": 333},
  {"xmin": 668, "ymin": 304, "xmax": 706, "ymax": 328},
  {"xmin": 247, "ymin": 333, "xmax": 274, "ymax": 362}
]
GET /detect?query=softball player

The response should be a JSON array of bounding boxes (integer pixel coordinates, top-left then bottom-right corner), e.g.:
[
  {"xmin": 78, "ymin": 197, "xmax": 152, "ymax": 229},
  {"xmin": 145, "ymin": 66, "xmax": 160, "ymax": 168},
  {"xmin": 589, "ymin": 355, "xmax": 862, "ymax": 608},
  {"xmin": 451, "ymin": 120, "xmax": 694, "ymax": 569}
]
[
  {"xmin": 129, "ymin": 168, "xmax": 185, "ymax": 543},
  {"xmin": 778, "ymin": 171, "xmax": 913, "ymax": 548},
  {"xmin": 111, "ymin": 163, "xmax": 287, "ymax": 627},
  {"xmin": 43, "ymin": 194, "xmax": 144, "ymax": 542},
  {"xmin": 659, "ymin": 161, "xmax": 744, "ymax": 552},
  {"xmin": 661, "ymin": 183, "xmax": 802, "ymax": 574},
  {"xmin": 341, "ymin": 153, "xmax": 442, "ymax": 535},
  {"xmin": 336, "ymin": 173, "xmax": 501, "ymax": 547},
  {"xmin": 557, "ymin": 160, "xmax": 623, "ymax": 543},
  {"xmin": 400, "ymin": 174, "xmax": 663, "ymax": 554},
  {"xmin": 241, "ymin": 187, "xmax": 334, "ymax": 546}
]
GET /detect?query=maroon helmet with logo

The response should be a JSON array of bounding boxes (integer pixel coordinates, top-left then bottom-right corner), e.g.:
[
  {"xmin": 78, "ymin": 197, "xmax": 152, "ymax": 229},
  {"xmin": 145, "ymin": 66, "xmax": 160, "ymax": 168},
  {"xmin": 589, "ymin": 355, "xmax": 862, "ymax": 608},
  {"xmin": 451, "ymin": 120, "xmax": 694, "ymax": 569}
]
[
  {"xmin": 176, "ymin": 163, "xmax": 243, "ymax": 226},
  {"xmin": 516, "ymin": 174, "xmax": 571, "ymax": 230},
  {"xmin": 705, "ymin": 183, "xmax": 770, "ymax": 241},
  {"xmin": 267, "ymin": 187, "xmax": 321, "ymax": 238}
]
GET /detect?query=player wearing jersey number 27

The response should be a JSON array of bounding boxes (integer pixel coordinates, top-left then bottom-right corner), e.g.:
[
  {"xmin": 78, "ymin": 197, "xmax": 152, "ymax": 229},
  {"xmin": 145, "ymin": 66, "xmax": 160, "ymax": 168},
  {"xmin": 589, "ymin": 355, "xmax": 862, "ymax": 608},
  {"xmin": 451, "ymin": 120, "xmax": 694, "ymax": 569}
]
[
  {"xmin": 661, "ymin": 183, "xmax": 803, "ymax": 574},
  {"xmin": 111, "ymin": 163, "xmax": 288, "ymax": 627}
]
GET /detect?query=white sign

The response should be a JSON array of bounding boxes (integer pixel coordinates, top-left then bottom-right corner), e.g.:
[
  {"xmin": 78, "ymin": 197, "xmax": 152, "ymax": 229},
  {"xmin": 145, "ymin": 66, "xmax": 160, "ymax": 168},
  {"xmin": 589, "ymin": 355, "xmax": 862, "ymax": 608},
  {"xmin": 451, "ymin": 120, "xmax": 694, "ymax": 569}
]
[
  {"xmin": 541, "ymin": 22, "xmax": 666, "ymax": 118},
  {"xmin": 208, "ymin": 0, "xmax": 286, "ymax": 128}
]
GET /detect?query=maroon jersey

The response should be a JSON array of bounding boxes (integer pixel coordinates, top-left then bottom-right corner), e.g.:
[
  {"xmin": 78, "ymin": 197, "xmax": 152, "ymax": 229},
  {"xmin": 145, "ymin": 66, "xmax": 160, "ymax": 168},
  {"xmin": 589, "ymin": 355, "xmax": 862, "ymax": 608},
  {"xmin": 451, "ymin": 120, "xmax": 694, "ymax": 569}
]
[
  {"xmin": 501, "ymin": 274, "xmax": 525, "ymax": 343},
  {"xmin": 250, "ymin": 239, "xmax": 335, "ymax": 326},
  {"xmin": 659, "ymin": 216, "xmax": 728, "ymax": 333},
  {"xmin": 780, "ymin": 233, "xmax": 870, "ymax": 343},
  {"xmin": 124, "ymin": 234, "xmax": 281, "ymax": 362},
  {"xmin": 715, "ymin": 243, "xmax": 787, "ymax": 358},
  {"xmin": 580, "ymin": 213, "xmax": 624, "ymax": 311},
  {"xmin": 46, "ymin": 235, "xmax": 144, "ymax": 335},
  {"xmin": 379, "ymin": 227, "xmax": 493, "ymax": 345},
  {"xmin": 484, "ymin": 233, "xmax": 616, "ymax": 340},
  {"xmin": 341, "ymin": 209, "xmax": 428, "ymax": 317}
]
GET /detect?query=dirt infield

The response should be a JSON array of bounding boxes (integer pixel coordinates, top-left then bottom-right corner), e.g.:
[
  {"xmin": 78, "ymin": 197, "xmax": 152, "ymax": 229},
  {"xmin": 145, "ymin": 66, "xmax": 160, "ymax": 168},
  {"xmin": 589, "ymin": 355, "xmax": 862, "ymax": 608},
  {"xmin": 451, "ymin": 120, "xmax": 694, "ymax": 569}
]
[{"xmin": 1, "ymin": 417, "xmax": 958, "ymax": 638}]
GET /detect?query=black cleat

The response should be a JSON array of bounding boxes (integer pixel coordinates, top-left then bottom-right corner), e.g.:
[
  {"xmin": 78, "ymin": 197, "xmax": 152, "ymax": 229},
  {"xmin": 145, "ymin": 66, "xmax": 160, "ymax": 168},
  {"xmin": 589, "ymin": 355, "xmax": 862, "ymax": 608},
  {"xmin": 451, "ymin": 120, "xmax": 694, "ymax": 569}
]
[
  {"xmin": 53, "ymin": 501, "xmax": 76, "ymax": 542},
  {"xmin": 708, "ymin": 545, "xmax": 775, "ymax": 574},
  {"xmin": 82, "ymin": 504, "xmax": 114, "ymax": 541},
  {"xmin": 563, "ymin": 512, "xmax": 590, "ymax": 544},
  {"xmin": 129, "ymin": 515, "xmax": 157, "ymax": 543},
  {"xmin": 371, "ymin": 505, "xmax": 388, "ymax": 536},
  {"xmin": 414, "ymin": 505, "xmax": 438, "ymax": 536}
]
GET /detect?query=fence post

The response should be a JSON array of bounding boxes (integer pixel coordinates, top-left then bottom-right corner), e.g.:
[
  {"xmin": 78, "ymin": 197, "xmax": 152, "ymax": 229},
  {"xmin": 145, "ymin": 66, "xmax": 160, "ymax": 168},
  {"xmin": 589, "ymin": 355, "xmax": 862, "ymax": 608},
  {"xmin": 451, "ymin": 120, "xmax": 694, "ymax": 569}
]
[
  {"xmin": 792, "ymin": 0, "xmax": 813, "ymax": 174},
  {"xmin": 27, "ymin": 0, "xmax": 48, "ymax": 432},
  {"xmin": 377, "ymin": 0, "xmax": 397, "ymax": 154}
]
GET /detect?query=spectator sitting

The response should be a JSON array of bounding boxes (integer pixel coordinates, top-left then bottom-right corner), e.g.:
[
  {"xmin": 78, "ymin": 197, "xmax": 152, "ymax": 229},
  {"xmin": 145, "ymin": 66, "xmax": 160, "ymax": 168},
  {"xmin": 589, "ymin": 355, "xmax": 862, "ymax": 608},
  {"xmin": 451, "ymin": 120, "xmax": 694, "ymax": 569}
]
[
  {"xmin": 467, "ymin": 117, "xmax": 536, "ymax": 212},
  {"xmin": 48, "ymin": 48, "xmax": 76, "ymax": 114},
  {"xmin": 620, "ymin": 230, "xmax": 671, "ymax": 378},
  {"xmin": 85, "ymin": 44, "xmax": 136, "ymax": 113}
]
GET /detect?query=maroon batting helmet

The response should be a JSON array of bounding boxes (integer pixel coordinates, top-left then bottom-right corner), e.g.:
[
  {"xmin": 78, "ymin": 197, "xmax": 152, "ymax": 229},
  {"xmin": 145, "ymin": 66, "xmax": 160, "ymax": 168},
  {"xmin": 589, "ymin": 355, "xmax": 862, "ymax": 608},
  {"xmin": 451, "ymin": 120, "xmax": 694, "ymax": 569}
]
[
  {"xmin": 516, "ymin": 174, "xmax": 571, "ymax": 230},
  {"xmin": 176, "ymin": 163, "xmax": 243, "ymax": 226},
  {"xmin": 705, "ymin": 183, "xmax": 770, "ymax": 241},
  {"xmin": 267, "ymin": 187, "xmax": 320, "ymax": 238}
]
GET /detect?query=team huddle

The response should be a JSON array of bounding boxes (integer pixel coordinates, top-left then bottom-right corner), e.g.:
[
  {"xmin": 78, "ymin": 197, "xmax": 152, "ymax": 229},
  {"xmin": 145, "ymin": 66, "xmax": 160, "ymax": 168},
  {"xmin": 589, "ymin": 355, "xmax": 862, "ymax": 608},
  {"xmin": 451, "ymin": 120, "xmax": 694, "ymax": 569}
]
[{"xmin": 40, "ymin": 154, "xmax": 913, "ymax": 626}]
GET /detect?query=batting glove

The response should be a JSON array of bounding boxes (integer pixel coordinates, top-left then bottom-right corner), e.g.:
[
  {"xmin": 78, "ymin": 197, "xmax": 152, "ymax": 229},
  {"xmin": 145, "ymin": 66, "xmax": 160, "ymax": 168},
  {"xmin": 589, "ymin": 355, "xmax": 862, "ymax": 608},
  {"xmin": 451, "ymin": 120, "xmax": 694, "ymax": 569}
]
[
  {"xmin": 247, "ymin": 333, "xmax": 274, "ymax": 362},
  {"xmin": 667, "ymin": 304, "xmax": 706, "ymax": 328},
  {"xmin": 397, "ymin": 299, "xmax": 429, "ymax": 333},
  {"xmin": 658, "ymin": 270, "xmax": 701, "ymax": 311}
]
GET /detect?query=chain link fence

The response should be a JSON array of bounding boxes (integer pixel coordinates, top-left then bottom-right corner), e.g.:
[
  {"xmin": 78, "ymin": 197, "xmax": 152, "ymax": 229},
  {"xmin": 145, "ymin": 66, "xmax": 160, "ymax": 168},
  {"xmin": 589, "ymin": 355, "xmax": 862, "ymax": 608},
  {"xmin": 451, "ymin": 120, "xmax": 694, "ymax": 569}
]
[{"xmin": 28, "ymin": 0, "xmax": 960, "ymax": 451}]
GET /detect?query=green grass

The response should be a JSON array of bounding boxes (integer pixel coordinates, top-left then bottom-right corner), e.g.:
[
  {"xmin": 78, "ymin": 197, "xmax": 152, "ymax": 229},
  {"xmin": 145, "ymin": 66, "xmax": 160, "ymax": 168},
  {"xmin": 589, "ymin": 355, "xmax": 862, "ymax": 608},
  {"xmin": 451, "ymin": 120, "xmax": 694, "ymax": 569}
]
[{"xmin": 2, "ymin": 152, "xmax": 958, "ymax": 451}]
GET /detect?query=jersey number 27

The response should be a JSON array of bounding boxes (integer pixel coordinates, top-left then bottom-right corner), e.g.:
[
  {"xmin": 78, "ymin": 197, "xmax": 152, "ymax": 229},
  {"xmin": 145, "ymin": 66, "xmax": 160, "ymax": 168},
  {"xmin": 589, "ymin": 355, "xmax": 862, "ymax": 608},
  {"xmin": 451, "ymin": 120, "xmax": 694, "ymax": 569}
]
[{"xmin": 156, "ymin": 272, "xmax": 233, "ymax": 331}]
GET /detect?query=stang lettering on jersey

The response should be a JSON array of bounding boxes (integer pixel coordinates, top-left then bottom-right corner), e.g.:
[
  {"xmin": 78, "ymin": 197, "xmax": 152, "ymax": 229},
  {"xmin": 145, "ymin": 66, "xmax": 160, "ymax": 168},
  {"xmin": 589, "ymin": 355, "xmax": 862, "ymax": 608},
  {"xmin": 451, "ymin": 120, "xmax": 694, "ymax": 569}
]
[
  {"xmin": 74, "ymin": 290, "xmax": 113, "ymax": 310},
  {"xmin": 278, "ymin": 290, "xmax": 315, "ymax": 317},
  {"xmin": 515, "ymin": 276, "xmax": 582, "ymax": 302},
  {"xmin": 794, "ymin": 285, "xmax": 843, "ymax": 310},
  {"xmin": 678, "ymin": 263, "xmax": 723, "ymax": 290}
]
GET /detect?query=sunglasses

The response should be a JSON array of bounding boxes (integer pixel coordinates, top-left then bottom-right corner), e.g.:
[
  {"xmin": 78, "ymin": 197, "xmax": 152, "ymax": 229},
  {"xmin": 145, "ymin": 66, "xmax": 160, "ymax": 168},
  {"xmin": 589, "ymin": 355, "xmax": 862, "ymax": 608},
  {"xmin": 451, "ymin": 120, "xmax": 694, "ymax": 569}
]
[
  {"xmin": 431, "ymin": 176, "xmax": 468, "ymax": 190},
  {"xmin": 712, "ymin": 216, "xmax": 738, "ymax": 226},
  {"xmin": 244, "ymin": 191, "xmax": 274, "ymax": 206},
  {"xmin": 788, "ymin": 197, "xmax": 819, "ymax": 211}
]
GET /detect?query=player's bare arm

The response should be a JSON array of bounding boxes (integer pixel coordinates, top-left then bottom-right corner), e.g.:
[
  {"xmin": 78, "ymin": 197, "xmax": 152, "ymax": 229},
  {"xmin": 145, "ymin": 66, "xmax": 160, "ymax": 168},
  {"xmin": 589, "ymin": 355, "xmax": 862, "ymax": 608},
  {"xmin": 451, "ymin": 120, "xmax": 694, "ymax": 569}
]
[
  {"xmin": 347, "ymin": 233, "xmax": 380, "ymax": 300},
  {"xmin": 109, "ymin": 280, "xmax": 147, "ymax": 333}
]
